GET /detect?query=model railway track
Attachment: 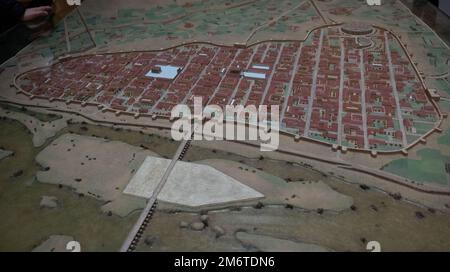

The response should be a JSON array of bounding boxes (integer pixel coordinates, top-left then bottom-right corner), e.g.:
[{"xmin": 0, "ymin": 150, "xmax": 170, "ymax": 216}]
[
  {"xmin": 126, "ymin": 200, "xmax": 158, "ymax": 252},
  {"xmin": 179, "ymin": 140, "xmax": 191, "ymax": 160},
  {"xmin": 120, "ymin": 139, "xmax": 192, "ymax": 252}
]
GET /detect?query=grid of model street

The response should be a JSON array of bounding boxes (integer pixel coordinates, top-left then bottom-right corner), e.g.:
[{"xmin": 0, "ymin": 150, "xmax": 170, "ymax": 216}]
[{"xmin": 18, "ymin": 23, "xmax": 439, "ymax": 151}]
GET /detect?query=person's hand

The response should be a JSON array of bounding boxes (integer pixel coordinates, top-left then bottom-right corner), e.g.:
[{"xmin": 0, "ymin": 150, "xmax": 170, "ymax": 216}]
[{"xmin": 21, "ymin": 6, "xmax": 53, "ymax": 22}]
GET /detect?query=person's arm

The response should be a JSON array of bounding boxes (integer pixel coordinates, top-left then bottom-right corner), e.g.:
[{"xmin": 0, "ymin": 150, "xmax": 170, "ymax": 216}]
[{"xmin": 1, "ymin": 0, "xmax": 52, "ymax": 22}]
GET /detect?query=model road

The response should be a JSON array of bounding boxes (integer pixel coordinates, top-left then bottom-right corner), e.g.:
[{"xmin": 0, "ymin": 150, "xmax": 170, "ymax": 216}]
[
  {"xmin": 384, "ymin": 32, "xmax": 408, "ymax": 148},
  {"xmin": 228, "ymin": 44, "xmax": 260, "ymax": 104},
  {"xmin": 280, "ymin": 43, "xmax": 303, "ymax": 121},
  {"xmin": 208, "ymin": 49, "xmax": 242, "ymax": 105},
  {"xmin": 120, "ymin": 138, "xmax": 191, "ymax": 252},
  {"xmin": 337, "ymin": 37, "xmax": 345, "ymax": 146},
  {"xmin": 310, "ymin": 0, "xmax": 328, "ymax": 24},
  {"xmin": 359, "ymin": 50, "xmax": 369, "ymax": 149},
  {"xmin": 181, "ymin": 48, "xmax": 220, "ymax": 104},
  {"xmin": 304, "ymin": 28, "xmax": 324, "ymax": 136},
  {"xmin": 259, "ymin": 44, "xmax": 285, "ymax": 105},
  {"xmin": 245, "ymin": 0, "xmax": 308, "ymax": 44}
]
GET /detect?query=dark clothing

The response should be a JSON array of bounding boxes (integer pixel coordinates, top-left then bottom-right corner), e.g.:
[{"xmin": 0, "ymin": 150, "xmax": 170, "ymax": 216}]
[
  {"xmin": 0, "ymin": 0, "xmax": 26, "ymax": 32},
  {"xmin": 0, "ymin": 0, "xmax": 53, "ymax": 33},
  {"xmin": 0, "ymin": 24, "xmax": 32, "ymax": 63},
  {"xmin": 29, "ymin": 0, "xmax": 53, "ymax": 8},
  {"xmin": 0, "ymin": 0, "xmax": 53, "ymax": 64}
]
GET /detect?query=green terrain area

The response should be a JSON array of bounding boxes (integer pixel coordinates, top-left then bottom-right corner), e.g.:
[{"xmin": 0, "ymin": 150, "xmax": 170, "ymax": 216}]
[
  {"xmin": 440, "ymin": 99, "xmax": 450, "ymax": 111},
  {"xmin": 434, "ymin": 78, "xmax": 450, "ymax": 97},
  {"xmin": 438, "ymin": 131, "xmax": 450, "ymax": 146},
  {"xmin": 9, "ymin": 0, "xmax": 318, "ymax": 63},
  {"xmin": 437, "ymin": 100, "xmax": 450, "ymax": 146},
  {"xmin": 382, "ymin": 148, "xmax": 449, "ymax": 185},
  {"xmin": 383, "ymin": 99, "xmax": 450, "ymax": 184}
]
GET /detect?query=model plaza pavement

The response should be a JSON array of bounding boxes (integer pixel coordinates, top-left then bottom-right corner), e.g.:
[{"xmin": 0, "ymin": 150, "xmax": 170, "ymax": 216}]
[
  {"xmin": 17, "ymin": 23, "xmax": 439, "ymax": 151},
  {"xmin": 123, "ymin": 156, "xmax": 263, "ymax": 206}
]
